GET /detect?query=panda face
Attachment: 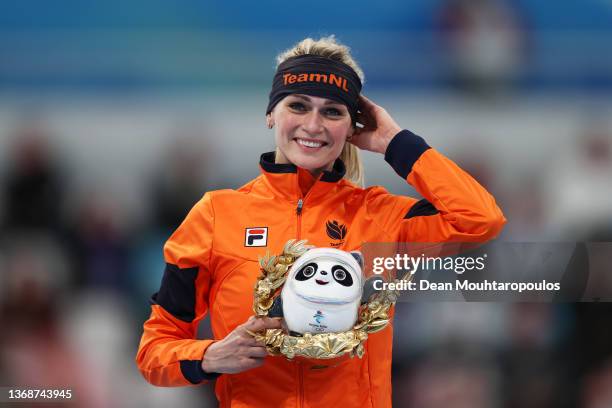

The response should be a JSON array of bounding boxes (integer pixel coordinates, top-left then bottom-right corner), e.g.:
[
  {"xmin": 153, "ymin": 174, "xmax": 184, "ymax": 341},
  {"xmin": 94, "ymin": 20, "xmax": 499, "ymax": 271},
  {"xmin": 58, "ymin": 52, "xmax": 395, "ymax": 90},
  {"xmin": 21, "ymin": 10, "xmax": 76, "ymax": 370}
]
[
  {"xmin": 289, "ymin": 256, "xmax": 361, "ymax": 303},
  {"xmin": 295, "ymin": 263, "xmax": 354, "ymax": 287}
]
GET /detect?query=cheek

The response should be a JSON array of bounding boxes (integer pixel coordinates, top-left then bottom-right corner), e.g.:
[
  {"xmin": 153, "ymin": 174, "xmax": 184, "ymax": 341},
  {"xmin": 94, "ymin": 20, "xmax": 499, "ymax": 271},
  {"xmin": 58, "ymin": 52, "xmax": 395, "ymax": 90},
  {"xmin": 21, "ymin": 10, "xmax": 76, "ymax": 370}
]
[
  {"xmin": 329, "ymin": 125, "xmax": 351, "ymax": 150},
  {"xmin": 277, "ymin": 112, "xmax": 300, "ymax": 128},
  {"xmin": 275, "ymin": 119, "xmax": 298, "ymax": 142},
  {"xmin": 330, "ymin": 121, "xmax": 351, "ymax": 140},
  {"xmin": 274, "ymin": 131, "xmax": 283, "ymax": 148}
]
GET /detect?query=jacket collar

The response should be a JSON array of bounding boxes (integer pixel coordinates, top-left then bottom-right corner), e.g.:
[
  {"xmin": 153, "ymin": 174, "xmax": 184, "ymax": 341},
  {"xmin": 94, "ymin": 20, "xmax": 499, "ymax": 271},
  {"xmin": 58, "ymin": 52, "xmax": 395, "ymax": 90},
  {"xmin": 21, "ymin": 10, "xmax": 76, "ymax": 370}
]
[{"xmin": 259, "ymin": 152, "xmax": 346, "ymax": 201}]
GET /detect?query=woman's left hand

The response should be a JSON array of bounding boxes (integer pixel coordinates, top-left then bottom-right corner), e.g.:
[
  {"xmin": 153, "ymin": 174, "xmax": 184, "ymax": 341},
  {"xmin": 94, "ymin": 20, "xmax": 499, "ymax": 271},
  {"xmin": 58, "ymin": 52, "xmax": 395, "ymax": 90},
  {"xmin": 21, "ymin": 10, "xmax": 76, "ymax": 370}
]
[{"xmin": 350, "ymin": 95, "xmax": 402, "ymax": 155}]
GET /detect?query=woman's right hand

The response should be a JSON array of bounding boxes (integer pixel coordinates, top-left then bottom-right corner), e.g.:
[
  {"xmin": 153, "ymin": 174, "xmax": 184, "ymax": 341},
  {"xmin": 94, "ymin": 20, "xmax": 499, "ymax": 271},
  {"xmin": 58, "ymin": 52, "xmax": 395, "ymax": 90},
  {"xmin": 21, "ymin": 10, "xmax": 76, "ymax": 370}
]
[{"xmin": 201, "ymin": 316, "xmax": 283, "ymax": 374}]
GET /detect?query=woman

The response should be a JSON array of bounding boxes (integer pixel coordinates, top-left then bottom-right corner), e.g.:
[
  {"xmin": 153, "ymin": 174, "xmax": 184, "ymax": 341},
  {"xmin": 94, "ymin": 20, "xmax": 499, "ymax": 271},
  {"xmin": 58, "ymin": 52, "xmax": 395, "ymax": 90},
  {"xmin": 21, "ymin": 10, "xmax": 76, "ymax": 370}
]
[{"xmin": 136, "ymin": 36, "xmax": 506, "ymax": 407}]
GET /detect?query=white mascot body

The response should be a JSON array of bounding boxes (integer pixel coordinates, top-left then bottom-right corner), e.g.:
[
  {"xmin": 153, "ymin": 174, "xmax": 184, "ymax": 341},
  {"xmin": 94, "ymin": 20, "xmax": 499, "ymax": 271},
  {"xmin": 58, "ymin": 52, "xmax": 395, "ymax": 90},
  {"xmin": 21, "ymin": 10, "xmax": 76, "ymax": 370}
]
[{"xmin": 281, "ymin": 248, "xmax": 363, "ymax": 334}]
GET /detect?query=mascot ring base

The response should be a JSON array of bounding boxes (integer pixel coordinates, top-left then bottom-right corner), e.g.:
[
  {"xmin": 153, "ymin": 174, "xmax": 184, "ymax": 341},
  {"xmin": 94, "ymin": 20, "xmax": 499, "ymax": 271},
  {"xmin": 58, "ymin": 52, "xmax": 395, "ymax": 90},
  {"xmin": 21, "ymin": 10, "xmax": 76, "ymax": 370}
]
[{"xmin": 249, "ymin": 239, "xmax": 405, "ymax": 360}]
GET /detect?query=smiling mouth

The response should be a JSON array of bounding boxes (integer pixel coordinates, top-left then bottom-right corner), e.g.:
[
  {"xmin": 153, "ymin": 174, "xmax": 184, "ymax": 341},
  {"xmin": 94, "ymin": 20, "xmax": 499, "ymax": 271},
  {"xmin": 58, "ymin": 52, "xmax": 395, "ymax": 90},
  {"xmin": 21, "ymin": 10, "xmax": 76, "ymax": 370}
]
[
  {"xmin": 295, "ymin": 138, "xmax": 327, "ymax": 148},
  {"xmin": 316, "ymin": 279, "xmax": 329, "ymax": 285}
]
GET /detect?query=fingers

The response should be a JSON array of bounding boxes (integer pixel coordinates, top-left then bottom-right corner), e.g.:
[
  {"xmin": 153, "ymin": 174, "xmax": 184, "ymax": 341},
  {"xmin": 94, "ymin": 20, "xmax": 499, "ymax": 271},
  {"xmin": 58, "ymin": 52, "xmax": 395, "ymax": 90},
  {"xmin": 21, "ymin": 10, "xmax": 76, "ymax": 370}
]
[
  {"xmin": 356, "ymin": 96, "xmax": 379, "ymax": 130},
  {"xmin": 279, "ymin": 318, "xmax": 289, "ymax": 333},
  {"xmin": 245, "ymin": 316, "xmax": 284, "ymax": 332},
  {"xmin": 234, "ymin": 333, "xmax": 270, "ymax": 356},
  {"xmin": 231, "ymin": 332, "xmax": 270, "ymax": 357},
  {"xmin": 360, "ymin": 94, "xmax": 373, "ymax": 103},
  {"xmin": 356, "ymin": 111, "xmax": 376, "ymax": 132},
  {"xmin": 238, "ymin": 332, "xmax": 262, "ymax": 346},
  {"xmin": 208, "ymin": 319, "xmax": 277, "ymax": 374},
  {"xmin": 358, "ymin": 94, "xmax": 379, "ymax": 114}
]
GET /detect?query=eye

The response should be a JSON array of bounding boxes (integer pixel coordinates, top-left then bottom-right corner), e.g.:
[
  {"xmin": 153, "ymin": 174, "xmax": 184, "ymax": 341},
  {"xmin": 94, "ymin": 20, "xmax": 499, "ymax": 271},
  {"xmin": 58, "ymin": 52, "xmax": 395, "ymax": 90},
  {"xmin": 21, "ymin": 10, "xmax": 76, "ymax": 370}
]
[
  {"xmin": 325, "ymin": 108, "xmax": 343, "ymax": 117},
  {"xmin": 303, "ymin": 265, "xmax": 315, "ymax": 277},
  {"xmin": 333, "ymin": 269, "xmax": 346, "ymax": 280},
  {"xmin": 288, "ymin": 102, "xmax": 307, "ymax": 111},
  {"xmin": 295, "ymin": 263, "xmax": 318, "ymax": 281},
  {"xmin": 332, "ymin": 266, "xmax": 353, "ymax": 287}
]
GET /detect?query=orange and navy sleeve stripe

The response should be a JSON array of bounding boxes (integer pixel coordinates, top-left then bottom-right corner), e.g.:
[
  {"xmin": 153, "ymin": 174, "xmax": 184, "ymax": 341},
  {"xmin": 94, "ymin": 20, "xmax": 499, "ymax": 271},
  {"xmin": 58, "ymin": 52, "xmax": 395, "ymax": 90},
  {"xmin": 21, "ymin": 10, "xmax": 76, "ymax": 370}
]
[
  {"xmin": 380, "ymin": 129, "xmax": 506, "ymax": 243},
  {"xmin": 136, "ymin": 193, "xmax": 219, "ymax": 386}
]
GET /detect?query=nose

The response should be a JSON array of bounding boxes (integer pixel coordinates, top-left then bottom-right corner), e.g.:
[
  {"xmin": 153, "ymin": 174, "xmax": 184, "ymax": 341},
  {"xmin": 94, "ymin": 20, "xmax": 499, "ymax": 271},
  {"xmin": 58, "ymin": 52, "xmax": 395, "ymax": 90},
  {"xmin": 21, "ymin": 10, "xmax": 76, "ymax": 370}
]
[
  {"xmin": 302, "ymin": 110, "xmax": 324, "ymax": 134},
  {"xmin": 320, "ymin": 271, "xmax": 328, "ymax": 275}
]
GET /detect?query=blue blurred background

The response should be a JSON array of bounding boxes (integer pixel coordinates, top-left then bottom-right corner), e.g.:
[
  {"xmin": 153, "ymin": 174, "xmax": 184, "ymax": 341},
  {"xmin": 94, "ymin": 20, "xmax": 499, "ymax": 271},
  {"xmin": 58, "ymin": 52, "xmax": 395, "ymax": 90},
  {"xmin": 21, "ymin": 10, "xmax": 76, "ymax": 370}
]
[{"xmin": 1, "ymin": 1, "xmax": 612, "ymax": 407}]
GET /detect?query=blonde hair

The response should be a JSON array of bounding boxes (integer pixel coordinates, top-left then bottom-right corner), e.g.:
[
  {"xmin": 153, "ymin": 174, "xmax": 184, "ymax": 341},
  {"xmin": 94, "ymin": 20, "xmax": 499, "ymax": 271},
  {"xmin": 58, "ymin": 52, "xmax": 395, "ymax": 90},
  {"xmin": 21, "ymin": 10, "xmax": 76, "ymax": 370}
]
[{"xmin": 273, "ymin": 35, "xmax": 365, "ymax": 187}]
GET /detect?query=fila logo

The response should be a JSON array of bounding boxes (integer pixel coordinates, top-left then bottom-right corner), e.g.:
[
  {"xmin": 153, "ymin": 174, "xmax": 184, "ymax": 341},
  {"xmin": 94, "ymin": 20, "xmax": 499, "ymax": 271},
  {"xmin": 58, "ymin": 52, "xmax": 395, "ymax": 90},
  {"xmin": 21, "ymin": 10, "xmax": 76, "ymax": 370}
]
[{"xmin": 245, "ymin": 227, "xmax": 268, "ymax": 247}]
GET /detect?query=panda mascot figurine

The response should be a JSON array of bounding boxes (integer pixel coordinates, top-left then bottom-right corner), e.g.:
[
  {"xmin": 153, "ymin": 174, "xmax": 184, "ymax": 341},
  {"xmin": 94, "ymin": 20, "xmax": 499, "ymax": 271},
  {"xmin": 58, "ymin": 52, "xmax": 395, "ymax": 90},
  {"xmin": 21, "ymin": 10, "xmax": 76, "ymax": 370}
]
[{"xmin": 269, "ymin": 248, "xmax": 365, "ymax": 335}]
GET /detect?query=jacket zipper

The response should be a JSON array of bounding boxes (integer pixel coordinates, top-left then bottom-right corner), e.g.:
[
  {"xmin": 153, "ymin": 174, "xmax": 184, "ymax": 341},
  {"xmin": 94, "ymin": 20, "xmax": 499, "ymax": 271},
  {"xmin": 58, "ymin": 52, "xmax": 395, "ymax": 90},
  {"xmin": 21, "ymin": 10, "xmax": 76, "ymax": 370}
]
[
  {"xmin": 296, "ymin": 199, "xmax": 305, "ymax": 407},
  {"xmin": 296, "ymin": 198, "xmax": 303, "ymax": 239},
  {"xmin": 295, "ymin": 172, "xmax": 321, "ymax": 240},
  {"xmin": 295, "ymin": 173, "xmax": 323, "ymax": 407}
]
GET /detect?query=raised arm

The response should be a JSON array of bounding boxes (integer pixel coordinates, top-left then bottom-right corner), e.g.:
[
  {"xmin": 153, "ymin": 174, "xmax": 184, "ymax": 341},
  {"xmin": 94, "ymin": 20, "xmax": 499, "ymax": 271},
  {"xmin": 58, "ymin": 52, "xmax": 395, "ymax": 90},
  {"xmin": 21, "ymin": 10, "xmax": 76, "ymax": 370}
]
[{"xmin": 353, "ymin": 95, "xmax": 506, "ymax": 243}]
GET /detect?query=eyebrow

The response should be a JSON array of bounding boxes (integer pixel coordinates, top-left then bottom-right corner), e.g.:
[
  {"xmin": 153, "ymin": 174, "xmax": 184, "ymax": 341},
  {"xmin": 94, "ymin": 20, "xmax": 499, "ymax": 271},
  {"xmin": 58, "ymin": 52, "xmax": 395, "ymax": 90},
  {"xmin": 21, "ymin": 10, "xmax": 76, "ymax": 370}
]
[{"xmin": 291, "ymin": 94, "xmax": 344, "ymax": 107}]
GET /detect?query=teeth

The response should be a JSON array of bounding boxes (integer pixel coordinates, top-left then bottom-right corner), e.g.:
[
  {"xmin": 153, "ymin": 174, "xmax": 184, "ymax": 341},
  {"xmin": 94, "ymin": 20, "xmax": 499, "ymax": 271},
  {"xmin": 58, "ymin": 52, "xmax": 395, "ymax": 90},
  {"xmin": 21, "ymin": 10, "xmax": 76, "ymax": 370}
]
[{"xmin": 297, "ymin": 139, "xmax": 323, "ymax": 148}]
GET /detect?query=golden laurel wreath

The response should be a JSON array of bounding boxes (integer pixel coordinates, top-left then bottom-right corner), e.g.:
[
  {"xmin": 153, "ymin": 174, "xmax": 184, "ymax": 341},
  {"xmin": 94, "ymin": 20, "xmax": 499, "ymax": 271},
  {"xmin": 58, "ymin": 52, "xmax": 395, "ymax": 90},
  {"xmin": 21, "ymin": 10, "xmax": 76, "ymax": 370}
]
[{"xmin": 248, "ymin": 239, "xmax": 412, "ymax": 360}]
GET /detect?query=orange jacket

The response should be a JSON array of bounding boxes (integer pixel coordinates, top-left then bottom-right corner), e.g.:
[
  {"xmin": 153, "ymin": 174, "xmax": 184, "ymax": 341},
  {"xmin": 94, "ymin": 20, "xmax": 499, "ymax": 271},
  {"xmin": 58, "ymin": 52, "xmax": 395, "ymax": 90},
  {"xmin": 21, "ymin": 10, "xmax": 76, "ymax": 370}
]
[{"xmin": 136, "ymin": 130, "xmax": 506, "ymax": 407}]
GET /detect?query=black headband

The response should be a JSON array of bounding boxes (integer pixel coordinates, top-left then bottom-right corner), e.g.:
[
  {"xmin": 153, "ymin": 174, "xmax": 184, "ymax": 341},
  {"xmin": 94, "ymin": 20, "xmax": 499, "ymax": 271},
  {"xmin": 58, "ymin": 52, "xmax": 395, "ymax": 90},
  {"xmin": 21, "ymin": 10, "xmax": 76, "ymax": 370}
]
[{"xmin": 266, "ymin": 54, "xmax": 362, "ymax": 124}]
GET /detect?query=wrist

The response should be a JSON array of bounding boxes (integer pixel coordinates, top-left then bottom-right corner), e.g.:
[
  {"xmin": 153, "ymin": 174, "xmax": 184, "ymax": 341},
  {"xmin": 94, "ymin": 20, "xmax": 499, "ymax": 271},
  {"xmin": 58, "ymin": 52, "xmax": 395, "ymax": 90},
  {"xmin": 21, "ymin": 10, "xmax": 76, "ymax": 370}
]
[
  {"xmin": 181, "ymin": 343, "xmax": 222, "ymax": 384},
  {"xmin": 383, "ymin": 129, "xmax": 431, "ymax": 179},
  {"xmin": 201, "ymin": 342, "xmax": 219, "ymax": 373},
  {"xmin": 200, "ymin": 353, "xmax": 222, "ymax": 380},
  {"xmin": 201, "ymin": 359, "xmax": 214, "ymax": 374},
  {"xmin": 379, "ymin": 125, "xmax": 402, "ymax": 154}
]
